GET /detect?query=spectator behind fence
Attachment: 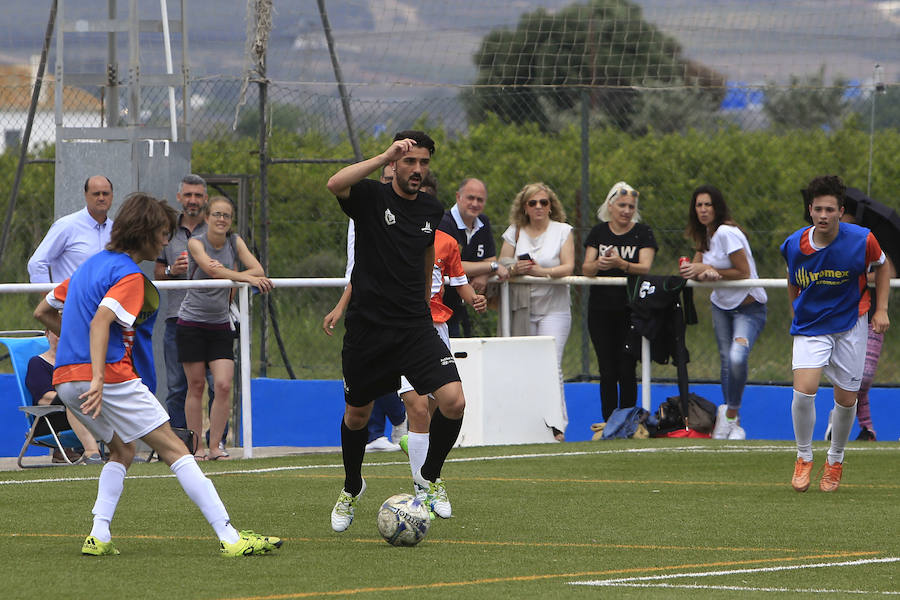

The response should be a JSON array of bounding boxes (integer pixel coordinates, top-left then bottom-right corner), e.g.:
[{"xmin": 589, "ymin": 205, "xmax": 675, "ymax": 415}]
[
  {"xmin": 176, "ymin": 196, "xmax": 273, "ymax": 460},
  {"xmin": 28, "ymin": 175, "xmax": 114, "ymax": 283},
  {"xmin": 153, "ymin": 174, "xmax": 224, "ymax": 453},
  {"xmin": 323, "ymin": 163, "xmax": 408, "ymax": 454},
  {"xmin": 25, "ymin": 329, "xmax": 103, "ymax": 464},
  {"xmin": 33, "ymin": 192, "xmax": 281, "ymax": 557},
  {"xmin": 439, "ymin": 177, "xmax": 509, "ymax": 337},
  {"xmin": 782, "ymin": 175, "xmax": 889, "ymax": 493},
  {"xmin": 499, "ymin": 182, "xmax": 574, "ymax": 441},
  {"xmin": 680, "ymin": 184, "xmax": 767, "ymax": 440},
  {"xmin": 582, "ymin": 181, "xmax": 657, "ymax": 422}
]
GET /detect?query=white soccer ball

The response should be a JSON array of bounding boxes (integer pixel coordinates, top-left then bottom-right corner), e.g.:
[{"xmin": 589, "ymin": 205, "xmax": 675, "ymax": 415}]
[{"xmin": 376, "ymin": 493, "xmax": 430, "ymax": 546}]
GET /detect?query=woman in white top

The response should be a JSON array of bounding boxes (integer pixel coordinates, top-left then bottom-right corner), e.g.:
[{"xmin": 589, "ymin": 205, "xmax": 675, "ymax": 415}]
[
  {"xmin": 680, "ymin": 184, "xmax": 767, "ymax": 440},
  {"xmin": 499, "ymin": 182, "xmax": 574, "ymax": 441}
]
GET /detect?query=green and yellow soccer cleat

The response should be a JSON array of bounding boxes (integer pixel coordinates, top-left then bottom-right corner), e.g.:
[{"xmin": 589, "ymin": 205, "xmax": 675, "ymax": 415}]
[
  {"xmin": 220, "ymin": 530, "xmax": 283, "ymax": 557},
  {"xmin": 82, "ymin": 536, "xmax": 120, "ymax": 556}
]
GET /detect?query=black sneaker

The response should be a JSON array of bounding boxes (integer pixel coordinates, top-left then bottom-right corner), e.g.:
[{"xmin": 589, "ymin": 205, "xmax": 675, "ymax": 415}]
[{"xmin": 856, "ymin": 426, "xmax": 876, "ymax": 441}]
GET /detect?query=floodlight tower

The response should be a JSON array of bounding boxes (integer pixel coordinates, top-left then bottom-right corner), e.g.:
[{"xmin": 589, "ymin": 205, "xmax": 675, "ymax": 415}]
[{"xmin": 53, "ymin": 0, "xmax": 191, "ymax": 217}]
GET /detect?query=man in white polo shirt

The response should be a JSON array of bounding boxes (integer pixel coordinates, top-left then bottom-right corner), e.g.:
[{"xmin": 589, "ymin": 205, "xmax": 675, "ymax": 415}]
[{"xmin": 27, "ymin": 175, "xmax": 114, "ymax": 283}]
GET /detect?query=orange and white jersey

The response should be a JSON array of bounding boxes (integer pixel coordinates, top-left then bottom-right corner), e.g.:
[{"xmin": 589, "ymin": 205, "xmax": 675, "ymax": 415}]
[{"xmin": 430, "ymin": 230, "xmax": 469, "ymax": 323}]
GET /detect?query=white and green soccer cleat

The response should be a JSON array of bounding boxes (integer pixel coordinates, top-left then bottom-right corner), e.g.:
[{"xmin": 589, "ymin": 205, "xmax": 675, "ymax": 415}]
[
  {"xmin": 331, "ymin": 478, "xmax": 366, "ymax": 532},
  {"xmin": 427, "ymin": 479, "xmax": 452, "ymax": 519}
]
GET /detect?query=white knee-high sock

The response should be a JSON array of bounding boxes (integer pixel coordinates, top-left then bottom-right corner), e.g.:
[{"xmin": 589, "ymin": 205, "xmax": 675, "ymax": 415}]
[
  {"xmin": 828, "ymin": 400, "xmax": 857, "ymax": 465},
  {"xmin": 90, "ymin": 461, "xmax": 127, "ymax": 542},
  {"xmin": 170, "ymin": 455, "xmax": 239, "ymax": 543},
  {"xmin": 407, "ymin": 431, "xmax": 429, "ymax": 483},
  {"xmin": 791, "ymin": 390, "xmax": 817, "ymax": 462}
]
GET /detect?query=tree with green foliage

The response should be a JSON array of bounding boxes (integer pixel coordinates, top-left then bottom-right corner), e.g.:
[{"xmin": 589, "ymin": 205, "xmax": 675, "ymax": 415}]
[
  {"xmin": 464, "ymin": 0, "xmax": 724, "ymax": 132},
  {"xmin": 764, "ymin": 66, "xmax": 849, "ymax": 131},
  {"xmin": 852, "ymin": 85, "xmax": 900, "ymax": 131}
]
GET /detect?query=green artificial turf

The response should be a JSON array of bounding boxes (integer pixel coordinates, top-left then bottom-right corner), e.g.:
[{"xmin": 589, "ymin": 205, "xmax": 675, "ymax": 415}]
[{"xmin": 0, "ymin": 439, "xmax": 897, "ymax": 599}]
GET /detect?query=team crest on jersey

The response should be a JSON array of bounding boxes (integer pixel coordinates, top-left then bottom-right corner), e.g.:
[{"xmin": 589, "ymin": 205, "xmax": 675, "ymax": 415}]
[
  {"xmin": 384, "ymin": 209, "xmax": 396, "ymax": 225},
  {"xmin": 421, "ymin": 221, "xmax": 432, "ymax": 234},
  {"xmin": 440, "ymin": 356, "xmax": 455, "ymax": 366}
]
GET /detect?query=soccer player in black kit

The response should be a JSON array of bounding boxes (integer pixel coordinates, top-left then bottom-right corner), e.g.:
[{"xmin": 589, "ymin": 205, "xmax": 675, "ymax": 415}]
[{"xmin": 326, "ymin": 131, "xmax": 465, "ymax": 531}]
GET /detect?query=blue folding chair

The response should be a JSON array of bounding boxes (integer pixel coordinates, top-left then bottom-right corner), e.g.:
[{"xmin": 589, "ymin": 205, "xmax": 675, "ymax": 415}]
[{"xmin": 0, "ymin": 335, "xmax": 84, "ymax": 468}]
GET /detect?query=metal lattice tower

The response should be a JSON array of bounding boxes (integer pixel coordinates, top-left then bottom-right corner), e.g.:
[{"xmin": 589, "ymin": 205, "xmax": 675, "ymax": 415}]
[{"xmin": 53, "ymin": 0, "xmax": 191, "ymax": 217}]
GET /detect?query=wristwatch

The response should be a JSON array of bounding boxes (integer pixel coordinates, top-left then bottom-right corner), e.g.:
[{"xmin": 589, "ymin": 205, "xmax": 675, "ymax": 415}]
[{"xmin": 490, "ymin": 261, "xmax": 499, "ymax": 272}]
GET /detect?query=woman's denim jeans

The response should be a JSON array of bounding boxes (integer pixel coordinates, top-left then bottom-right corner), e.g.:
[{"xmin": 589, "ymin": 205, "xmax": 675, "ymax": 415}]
[{"xmin": 711, "ymin": 301, "xmax": 767, "ymax": 410}]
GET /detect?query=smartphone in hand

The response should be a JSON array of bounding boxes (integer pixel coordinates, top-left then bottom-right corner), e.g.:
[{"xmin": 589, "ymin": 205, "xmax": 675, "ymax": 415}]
[{"xmin": 517, "ymin": 253, "xmax": 533, "ymax": 260}]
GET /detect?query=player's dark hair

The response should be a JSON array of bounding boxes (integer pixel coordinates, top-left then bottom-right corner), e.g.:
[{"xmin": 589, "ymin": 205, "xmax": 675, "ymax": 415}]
[
  {"xmin": 107, "ymin": 193, "xmax": 177, "ymax": 253},
  {"xmin": 805, "ymin": 175, "xmax": 845, "ymax": 210},
  {"xmin": 393, "ymin": 130, "xmax": 435, "ymax": 155}
]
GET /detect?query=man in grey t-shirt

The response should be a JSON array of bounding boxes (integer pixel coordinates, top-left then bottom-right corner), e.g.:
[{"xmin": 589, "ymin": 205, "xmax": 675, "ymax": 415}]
[{"xmin": 154, "ymin": 174, "xmax": 214, "ymax": 434}]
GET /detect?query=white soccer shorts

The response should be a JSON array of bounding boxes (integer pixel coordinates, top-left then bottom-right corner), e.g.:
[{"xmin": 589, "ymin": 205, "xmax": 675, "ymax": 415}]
[
  {"xmin": 56, "ymin": 378, "xmax": 170, "ymax": 444},
  {"xmin": 791, "ymin": 314, "xmax": 867, "ymax": 392}
]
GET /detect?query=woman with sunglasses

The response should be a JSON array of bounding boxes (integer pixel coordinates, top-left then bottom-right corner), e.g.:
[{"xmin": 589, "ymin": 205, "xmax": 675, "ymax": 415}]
[
  {"xmin": 499, "ymin": 183, "xmax": 575, "ymax": 441},
  {"xmin": 176, "ymin": 196, "xmax": 273, "ymax": 460},
  {"xmin": 680, "ymin": 184, "xmax": 767, "ymax": 440},
  {"xmin": 583, "ymin": 181, "xmax": 657, "ymax": 422}
]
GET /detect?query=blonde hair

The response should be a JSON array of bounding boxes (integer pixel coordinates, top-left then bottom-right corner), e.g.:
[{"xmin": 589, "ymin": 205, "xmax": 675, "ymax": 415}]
[
  {"xmin": 598, "ymin": 181, "xmax": 641, "ymax": 223},
  {"xmin": 509, "ymin": 182, "xmax": 567, "ymax": 228}
]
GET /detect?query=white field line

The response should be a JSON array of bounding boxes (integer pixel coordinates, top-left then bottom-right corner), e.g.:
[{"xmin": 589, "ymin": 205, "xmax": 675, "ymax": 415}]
[
  {"xmin": 2, "ymin": 443, "xmax": 898, "ymax": 486},
  {"xmin": 583, "ymin": 583, "xmax": 900, "ymax": 595},
  {"xmin": 571, "ymin": 556, "xmax": 900, "ymax": 595}
]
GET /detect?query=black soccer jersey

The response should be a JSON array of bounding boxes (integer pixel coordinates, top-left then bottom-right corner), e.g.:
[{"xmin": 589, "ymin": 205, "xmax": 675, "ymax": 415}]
[{"xmin": 339, "ymin": 178, "xmax": 443, "ymax": 328}]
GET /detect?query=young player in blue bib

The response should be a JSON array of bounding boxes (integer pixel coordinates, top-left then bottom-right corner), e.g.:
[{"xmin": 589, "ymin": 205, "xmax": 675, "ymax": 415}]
[{"xmin": 780, "ymin": 175, "xmax": 889, "ymax": 493}]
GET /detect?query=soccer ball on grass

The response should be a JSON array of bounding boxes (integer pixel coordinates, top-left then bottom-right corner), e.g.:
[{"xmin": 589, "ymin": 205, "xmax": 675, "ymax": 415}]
[{"xmin": 376, "ymin": 493, "xmax": 430, "ymax": 546}]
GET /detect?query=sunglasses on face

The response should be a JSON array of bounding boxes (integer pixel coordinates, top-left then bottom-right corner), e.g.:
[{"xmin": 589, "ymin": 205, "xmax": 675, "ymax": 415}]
[
  {"xmin": 614, "ymin": 188, "xmax": 639, "ymax": 199},
  {"xmin": 527, "ymin": 198, "xmax": 550, "ymax": 208}
]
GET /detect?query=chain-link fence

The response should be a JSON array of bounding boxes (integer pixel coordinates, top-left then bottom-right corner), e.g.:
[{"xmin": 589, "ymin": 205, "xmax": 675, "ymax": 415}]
[{"xmin": 2, "ymin": 0, "xmax": 900, "ymax": 385}]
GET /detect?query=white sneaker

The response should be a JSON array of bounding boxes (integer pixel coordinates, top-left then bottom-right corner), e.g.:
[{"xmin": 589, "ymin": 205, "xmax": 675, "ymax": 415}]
[
  {"xmin": 712, "ymin": 404, "xmax": 729, "ymax": 439},
  {"xmin": 727, "ymin": 424, "xmax": 746, "ymax": 440},
  {"xmin": 331, "ymin": 478, "xmax": 365, "ymax": 532},
  {"xmin": 391, "ymin": 417, "xmax": 408, "ymax": 443},
  {"xmin": 365, "ymin": 436, "xmax": 401, "ymax": 452}
]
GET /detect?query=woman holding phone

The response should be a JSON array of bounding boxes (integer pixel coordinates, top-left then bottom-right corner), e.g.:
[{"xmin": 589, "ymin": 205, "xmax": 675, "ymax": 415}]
[
  {"xmin": 583, "ymin": 181, "xmax": 657, "ymax": 422},
  {"xmin": 499, "ymin": 182, "xmax": 574, "ymax": 441}
]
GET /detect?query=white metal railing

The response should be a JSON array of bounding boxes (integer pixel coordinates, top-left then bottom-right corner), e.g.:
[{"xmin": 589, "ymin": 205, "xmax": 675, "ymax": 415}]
[
  {"xmin": 3, "ymin": 275, "xmax": 896, "ymax": 454},
  {"xmin": 496, "ymin": 275, "xmax": 900, "ymax": 411},
  {"xmin": 0, "ymin": 279, "xmax": 275, "ymax": 457}
]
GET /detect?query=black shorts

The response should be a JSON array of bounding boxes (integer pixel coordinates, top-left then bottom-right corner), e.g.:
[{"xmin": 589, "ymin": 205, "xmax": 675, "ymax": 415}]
[
  {"xmin": 176, "ymin": 324, "xmax": 234, "ymax": 363},
  {"xmin": 341, "ymin": 316, "xmax": 460, "ymax": 407}
]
